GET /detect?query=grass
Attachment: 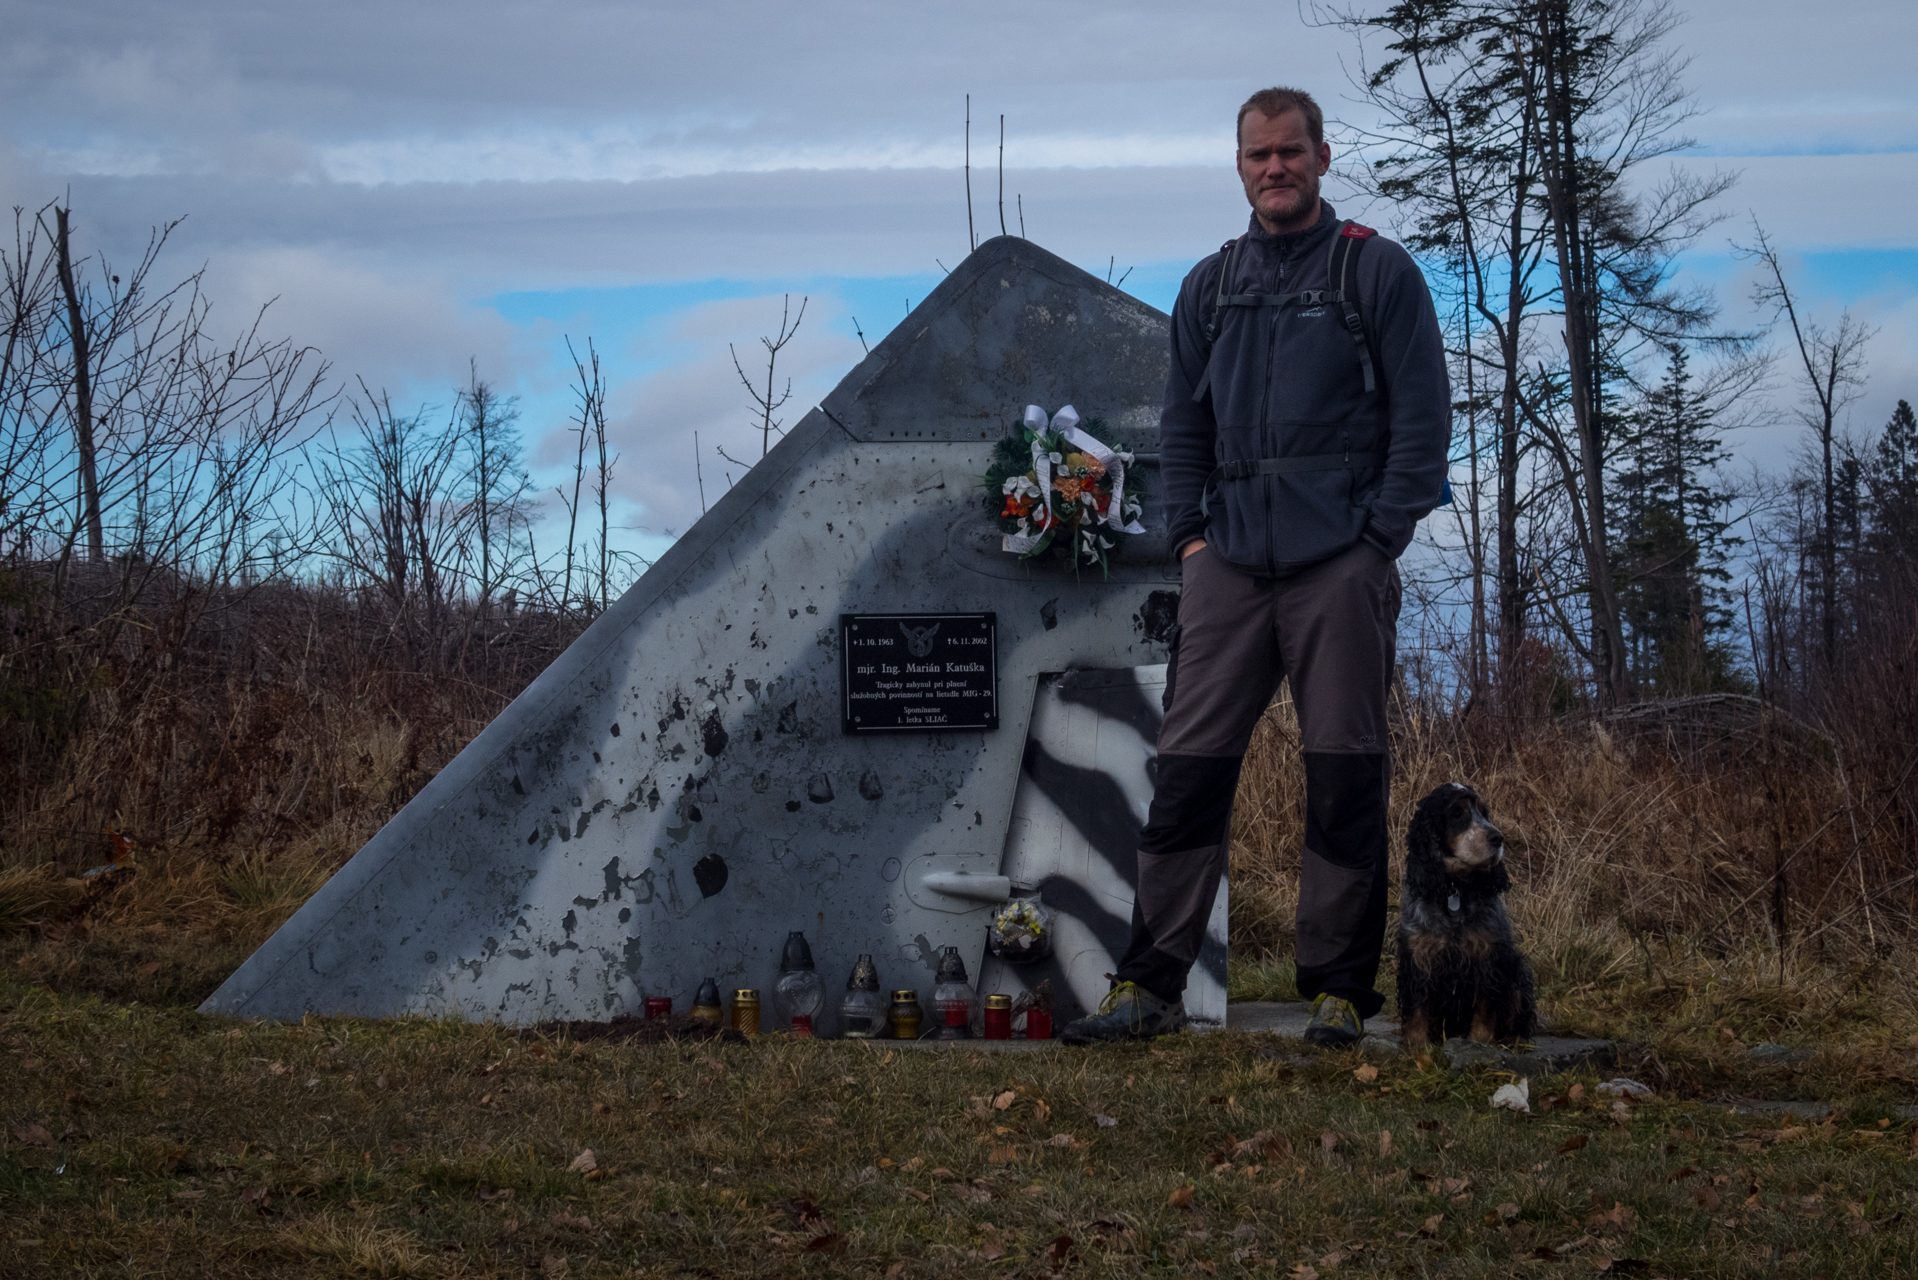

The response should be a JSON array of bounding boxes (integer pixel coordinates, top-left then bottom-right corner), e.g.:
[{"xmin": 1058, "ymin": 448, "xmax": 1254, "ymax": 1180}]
[
  {"xmin": 3, "ymin": 578, "xmax": 1917, "ymax": 1274},
  {"xmin": 3, "ymin": 983, "xmax": 1916, "ymax": 1279}
]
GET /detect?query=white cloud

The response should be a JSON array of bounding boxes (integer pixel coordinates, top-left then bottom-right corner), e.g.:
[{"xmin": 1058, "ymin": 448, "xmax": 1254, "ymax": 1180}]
[{"xmin": 587, "ymin": 293, "xmax": 864, "ymax": 538}]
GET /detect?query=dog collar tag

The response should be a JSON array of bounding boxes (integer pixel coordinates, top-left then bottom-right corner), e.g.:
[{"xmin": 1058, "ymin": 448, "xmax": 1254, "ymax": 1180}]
[{"xmin": 1447, "ymin": 892, "xmax": 1461, "ymax": 913}]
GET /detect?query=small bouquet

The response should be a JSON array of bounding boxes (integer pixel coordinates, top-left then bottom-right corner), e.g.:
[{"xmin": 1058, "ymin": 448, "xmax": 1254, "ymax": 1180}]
[
  {"xmin": 982, "ymin": 404, "xmax": 1146, "ymax": 574},
  {"xmin": 987, "ymin": 897, "xmax": 1055, "ymax": 964}
]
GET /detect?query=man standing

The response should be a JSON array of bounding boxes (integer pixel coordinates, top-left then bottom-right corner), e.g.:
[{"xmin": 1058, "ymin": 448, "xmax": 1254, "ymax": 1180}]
[{"xmin": 1063, "ymin": 87, "xmax": 1450, "ymax": 1047}]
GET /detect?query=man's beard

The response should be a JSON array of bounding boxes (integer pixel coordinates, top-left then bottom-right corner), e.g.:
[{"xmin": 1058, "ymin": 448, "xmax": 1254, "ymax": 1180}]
[{"xmin": 1258, "ymin": 177, "xmax": 1318, "ymax": 225}]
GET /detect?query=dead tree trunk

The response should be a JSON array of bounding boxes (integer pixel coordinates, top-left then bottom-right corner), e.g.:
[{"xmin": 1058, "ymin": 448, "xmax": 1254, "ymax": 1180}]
[{"xmin": 53, "ymin": 207, "xmax": 104, "ymax": 563}]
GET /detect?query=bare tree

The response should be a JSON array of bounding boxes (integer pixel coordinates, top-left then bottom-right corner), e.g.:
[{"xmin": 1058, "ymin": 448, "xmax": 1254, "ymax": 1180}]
[
  {"xmin": 50, "ymin": 207, "xmax": 104, "ymax": 562},
  {"xmin": 725, "ymin": 294, "xmax": 808, "ymax": 464},
  {"xmin": 1336, "ymin": 0, "xmax": 1736, "ymax": 710},
  {"xmin": 1740, "ymin": 224, "xmax": 1874, "ymax": 672},
  {"xmin": 458, "ymin": 365, "xmax": 533, "ymax": 617}
]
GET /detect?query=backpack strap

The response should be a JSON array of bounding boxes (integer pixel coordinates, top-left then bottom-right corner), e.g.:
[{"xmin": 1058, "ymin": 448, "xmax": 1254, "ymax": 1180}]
[
  {"xmin": 1190, "ymin": 237, "xmax": 1240, "ymax": 403},
  {"xmin": 1329, "ymin": 220, "xmax": 1378, "ymax": 395}
]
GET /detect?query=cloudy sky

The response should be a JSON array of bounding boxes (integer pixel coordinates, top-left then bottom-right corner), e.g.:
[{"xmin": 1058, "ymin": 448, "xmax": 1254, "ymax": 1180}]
[{"xmin": 6, "ymin": 0, "xmax": 1914, "ymax": 559}]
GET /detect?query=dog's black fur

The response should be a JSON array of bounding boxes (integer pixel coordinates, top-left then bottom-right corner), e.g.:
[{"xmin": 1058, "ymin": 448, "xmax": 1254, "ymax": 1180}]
[{"xmin": 1396, "ymin": 783, "xmax": 1536, "ymax": 1047}]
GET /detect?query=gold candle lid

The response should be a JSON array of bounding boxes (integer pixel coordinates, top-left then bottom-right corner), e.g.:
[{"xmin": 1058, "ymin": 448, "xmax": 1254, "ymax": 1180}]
[
  {"xmin": 733, "ymin": 988, "xmax": 760, "ymax": 1000},
  {"xmin": 985, "ymin": 994, "xmax": 1013, "ymax": 1010},
  {"xmin": 890, "ymin": 989, "xmax": 920, "ymax": 1002}
]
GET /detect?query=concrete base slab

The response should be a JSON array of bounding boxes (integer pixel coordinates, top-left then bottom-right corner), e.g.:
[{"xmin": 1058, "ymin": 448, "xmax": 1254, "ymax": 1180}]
[
  {"xmin": 1225, "ymin": 1002, "xmax": 1400, "ymax": 1038},
  {"xmin": 1442, "ymin": 1034, "xmax": 1616, "ymax": 1074},
  {"xmin": 1226, "ymin": 1002, "xmax": 1615, "ymax": 1071},
  {"xmin": 849, "ymin": 1004, "xmax": 1619, "ymax": 1065}
]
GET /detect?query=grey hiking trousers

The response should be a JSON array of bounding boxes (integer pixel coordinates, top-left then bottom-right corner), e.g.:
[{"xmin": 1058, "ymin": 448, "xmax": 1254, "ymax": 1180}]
[{"xmin": 1116, "ymin": 539, "xmax": 1401, "ymax": 1017}]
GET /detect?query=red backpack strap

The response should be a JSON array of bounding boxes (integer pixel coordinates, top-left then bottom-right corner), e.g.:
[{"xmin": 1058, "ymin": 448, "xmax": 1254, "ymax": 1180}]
[{"xmin": 1328, "ymin": 220, "xmax": 1379, "ymax": 395}]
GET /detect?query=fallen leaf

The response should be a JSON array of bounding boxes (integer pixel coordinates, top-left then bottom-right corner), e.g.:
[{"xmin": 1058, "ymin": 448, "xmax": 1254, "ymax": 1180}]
[
  {"xmin": 1168, "ymin": 1184, "xmax": 1196, "ymax": 1209},
  {"xmin": 552, "ymin": 1212, "xmax": 592, "ymax": 1230},
  {"xmin": 903, "ymin": 1188, "xmax": 931, "ymax": 1203},
  {"xmin": 1320, "ymin": 1131, "xmax": 1339, "ymax": 1154},
  {"xmin": 172, "ymin": 1189, "xmax": 206, "ymax": 1201},
  {"xmin": 993, "ymin": 1090, "xmax": 1017, "ymax": 1111},
  {"xmin": 1045, "ymin": 1133, "xmax": 1080, "ymax": 1148},
  {"xmin": 1440, "ymin": 1176, "xmax": 1471, "ymax": 1196},
  {"xmin": 138, "ymin": 961, "xmax": 161, "ymax": 976},
  {"xmin": 1496, "ymin": 1202, "xmax": 1521, "ymax": 1222},
  {"xmin": 592, "ymin": 1102, "xmax": 613, "ymax": 1116},
  {"xmin": 478, "ymin": 1186, "xmax": 515, "ymax": 1203},
  {"xmin": 266, "ymin": 1062, "xmax": 288, "ymax": 1076},
  {"xmin": 952, "ymin": 1185, "xmax": 992, "ymax": 1204},
  {"xmin": 540, "ymin": 1256, "xmax": 568, "ymax": 1276},
  {"xmin": 13, "ymin": 1123, "xmax": 52, "ymax": 1149},
  {"xmin": 876, "ymin": 1157, "xmax": 895, "ymax": 1169},
  {"xmin": 1418, "ymin": 1213, "xmax": 1443, "ymax": 1237},
  {"xmin": 239, "ymin": 1187, "xmax": 272, "ymax": 1211},
  {"xmin": 988, "ymin": 1145, "xmax": 1019, "ymax": 1164},
  {"xmin": 885, "ymin": 1264, "xmax": 906, "ymax": 1280},
  {"xmin": 1048, "ymin": 1235, "xmax": 1074, "ymax": 1271},
  {"xmin": 1353, "ymin": 1064, "xmax": 1379, "ymax": 1083},
  {"xmin": 1093, "ymin": 1113, "xmax": 1118, "ymax": 1128},
  {"xmin": 1290, "ymin": 1265, "xmax": 1320, "ymax": 1280},
  {"xmin": 1566, "ymin": 1083, "xmax": 1585, "ymax": 1103},
  {"xmin": 567, "ymin": 1149, "xmax": 598, "ymax": 1175},
  {"xmin": 1666, "ymin": 1165, "xmax": 1699, "ymax": 1182},
  {"xmin": 902, "ymin": 1156, "xmax": 925, "ymax": 1172},
  {"xmin": 805, "ymin": 1233, "xmax": 848, "ymax": 1256},
  {"xmin": 1379, "ymin": 1130, "xmax": 1394, "ymax": 1158},
  {"xmin": 1558, "ymin": 1135, "xmax": 1589, "ymax": 1154},
  {"xmin": 1034, "ymin": 1099, "xmax": 1051, "ymax": 1122},
  {"xmin": 1235, "ymin": 1130, "xmax": 1291, "ymax": 1160}
]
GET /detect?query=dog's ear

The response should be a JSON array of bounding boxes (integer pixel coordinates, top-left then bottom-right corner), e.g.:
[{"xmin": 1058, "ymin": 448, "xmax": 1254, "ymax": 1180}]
[{"xmin": 1402, "ymin": 797, "xmax": 1451, "ymax": 896}]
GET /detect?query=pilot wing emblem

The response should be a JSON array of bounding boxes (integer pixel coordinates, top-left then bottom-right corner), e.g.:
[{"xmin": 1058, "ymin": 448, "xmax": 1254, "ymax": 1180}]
[{"xmin": 899, "ymin": 622, "xmax": 940, "ymax": 658}]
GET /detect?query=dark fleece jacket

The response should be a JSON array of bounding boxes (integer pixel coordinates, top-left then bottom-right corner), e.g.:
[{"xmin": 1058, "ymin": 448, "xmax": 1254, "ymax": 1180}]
[{"xmin": 1161, "ymin": 203, "xmax": 1450, "ymax": 572}]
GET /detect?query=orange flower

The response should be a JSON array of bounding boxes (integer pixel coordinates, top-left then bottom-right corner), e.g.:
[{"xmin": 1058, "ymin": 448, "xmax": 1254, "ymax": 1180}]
[
  {"xmin": 1053, "ymin": 477, "xmax": 1084, "ymax": 501},
  {"xmin": 1002, "ymin": 495, "xmax": 1034, "ymax": 518}
]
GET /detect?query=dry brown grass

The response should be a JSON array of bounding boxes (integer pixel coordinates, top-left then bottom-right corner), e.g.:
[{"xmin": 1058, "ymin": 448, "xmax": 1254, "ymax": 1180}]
[
  {"xmin": 1228, "ymin": 684, "xmax": 1918, "ymax": 1052},
  {"xmin": 0, "ymin": 582, "xmax": 585, "ymax": 1007}
]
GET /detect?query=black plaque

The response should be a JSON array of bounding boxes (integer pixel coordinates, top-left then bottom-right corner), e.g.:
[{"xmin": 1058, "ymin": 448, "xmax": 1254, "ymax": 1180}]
[{"xmin": 841, "ymin": 613, "xmax": 998, "ymax": 733}]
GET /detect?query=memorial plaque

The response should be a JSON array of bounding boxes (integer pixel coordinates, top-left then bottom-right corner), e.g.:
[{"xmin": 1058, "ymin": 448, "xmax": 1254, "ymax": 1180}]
[{"xmin": 841, "ymin": 612, "xmax": 998, "ymax": 733}]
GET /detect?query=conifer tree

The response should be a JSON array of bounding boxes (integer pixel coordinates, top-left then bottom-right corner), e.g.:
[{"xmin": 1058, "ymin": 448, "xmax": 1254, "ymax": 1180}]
[{"xmin": 1611, "ymin": 345, "xmax": 1740, "ymax": 694}]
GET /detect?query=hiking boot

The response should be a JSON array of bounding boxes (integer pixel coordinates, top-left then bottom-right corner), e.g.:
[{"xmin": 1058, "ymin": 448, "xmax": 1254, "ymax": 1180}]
[
  {"xmin": 1303, "ymin": 993, "xmax": 1364, "ymax": 1047},
  {"xmin": 1060, "ymin": 980, "xmax": 1187, "ymax": 1045}
]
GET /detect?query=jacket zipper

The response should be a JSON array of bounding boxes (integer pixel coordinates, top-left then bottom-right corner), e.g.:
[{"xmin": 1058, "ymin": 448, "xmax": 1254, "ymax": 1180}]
[{"xmin": 1262, "ymin": 250, "xmax": 1286, "ymax": 570}]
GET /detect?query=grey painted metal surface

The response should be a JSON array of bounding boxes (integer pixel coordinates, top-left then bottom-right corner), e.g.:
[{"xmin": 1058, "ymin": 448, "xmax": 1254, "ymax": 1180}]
[
  {"xmin": 978, "ymin": 666, "xmax": 1228, "ymax": 1029},
  {"xmin": 201, "ymin": 236, "xmax": 1195, "ymax": 1027}
]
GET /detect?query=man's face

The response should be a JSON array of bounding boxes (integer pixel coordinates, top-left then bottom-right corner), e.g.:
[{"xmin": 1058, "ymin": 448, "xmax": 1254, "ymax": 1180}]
[{"xmin": 1236, "ymin": 109, "xmax": 1331, "ymax": 234}]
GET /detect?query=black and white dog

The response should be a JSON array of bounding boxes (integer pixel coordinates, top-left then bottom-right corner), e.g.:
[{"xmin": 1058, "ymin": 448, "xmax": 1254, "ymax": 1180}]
[{"xmin": 1396, "ymin": 783, "xmax": 1536, "ymax": 1048}]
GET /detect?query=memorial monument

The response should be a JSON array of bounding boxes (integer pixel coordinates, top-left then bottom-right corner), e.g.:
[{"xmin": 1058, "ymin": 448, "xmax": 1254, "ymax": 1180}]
[{"xmin": 201, "ymin": 235, "xmax": 1229, "ymax": 1030}]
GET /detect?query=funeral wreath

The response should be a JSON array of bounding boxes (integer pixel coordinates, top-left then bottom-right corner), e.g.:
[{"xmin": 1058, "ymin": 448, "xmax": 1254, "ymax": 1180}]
[{"xmin": 982, "ymin": 404, "xmax": 1146, "ymax": 574}]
